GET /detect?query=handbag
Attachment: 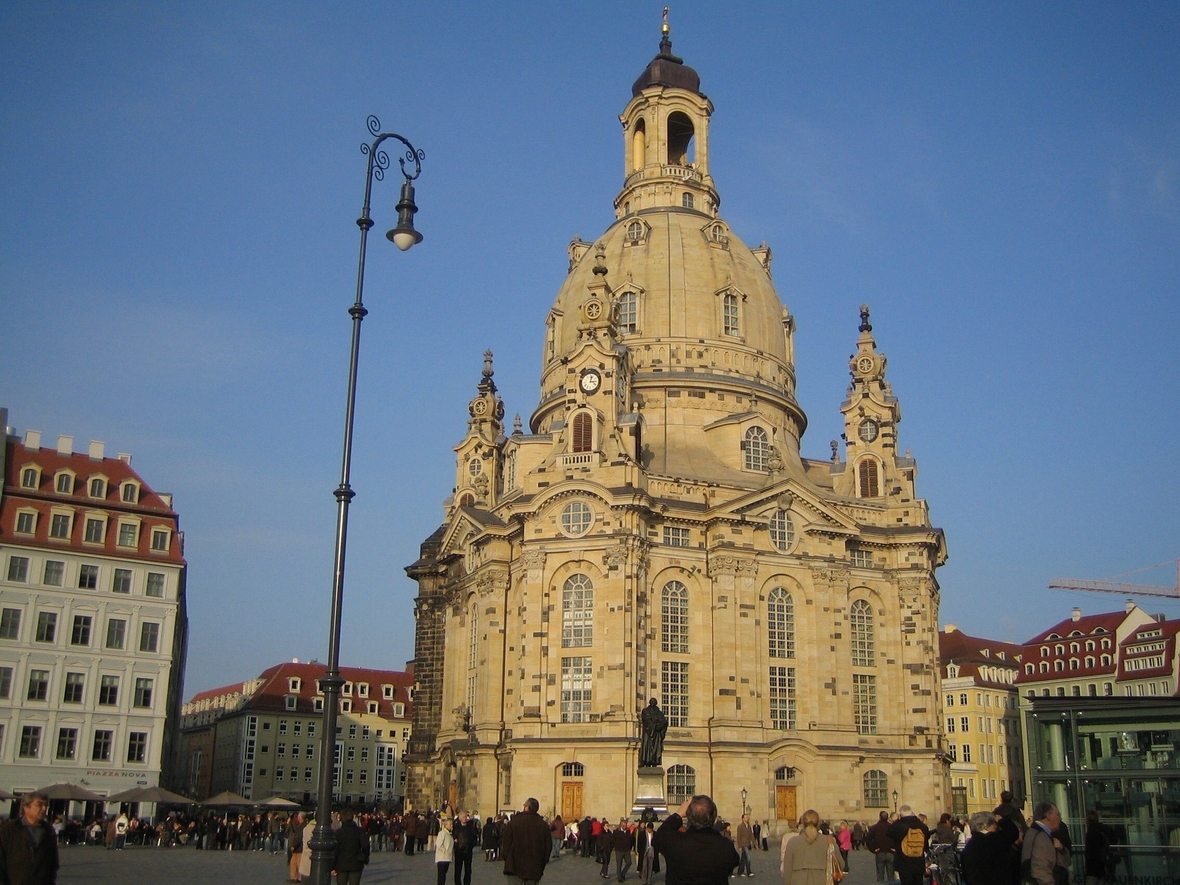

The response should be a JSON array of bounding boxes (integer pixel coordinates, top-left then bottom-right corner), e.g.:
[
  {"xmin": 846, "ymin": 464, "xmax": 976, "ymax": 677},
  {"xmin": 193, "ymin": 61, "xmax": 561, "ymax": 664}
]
[{"xmin": 827, "ymin": 836, "xmax": 845, "ymax": 884}]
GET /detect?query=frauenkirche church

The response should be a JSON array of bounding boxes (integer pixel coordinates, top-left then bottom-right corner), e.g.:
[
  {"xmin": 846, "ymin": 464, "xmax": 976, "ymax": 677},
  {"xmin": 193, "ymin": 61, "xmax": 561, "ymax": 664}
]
[{"xmin": 405, "ymin": 21, "xmax": 948, "ymax": 827}]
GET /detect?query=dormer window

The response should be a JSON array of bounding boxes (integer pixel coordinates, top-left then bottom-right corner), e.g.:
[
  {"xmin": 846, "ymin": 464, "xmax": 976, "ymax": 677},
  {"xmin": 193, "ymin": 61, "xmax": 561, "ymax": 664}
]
[
  {"xmin": 358, "ymin": 683, "xmax": 369, "ymax": 697},
  {"xmin": 288, "ymin": 677, "xmax": 301, "ymax": 693},
  {"xmin": 617, "ymin": 291, "xmax": 637, "ymax": 334},
  {"xmin": 285, "ymin": 695, "xmax": 297, "ymax": 710},
  {"xmin": 116, "ymin": 523, "xmax": 138, "ymax": 548},
  {"xmin": 1055, "ymin": 644, "xmax": 1064, "ymax": 655},
  {"xmin": 14, "ymin": 511, "xmax": 36, "ymax": 535},
  {"xmin": 743, "ymin": 426, "xmax": 769, "ymax": 471},
  {"xmin": 368, "ymin": 701, "xmax": 378, "ymax": 714},
  {"xmin": 150, "ymin": 529, "xmax": 169, "ymax": 552},
  {"xmin": 626, "ymin": 220, "xmax": 644, "ymax": 243},
  {"xmin": 382, "ymin": 685, "xmax": 394, "ymax": 700},
  {"xmin": 313, "ymin": 697, "xmax": 324, "ymax": 712},
  {"xmin": 21, "ymin": 467, "xmax": 40, "ymax": 489},
  {"xmin": 89, "ymin": 478, "xmax": 106, "ymax": 498},
  {"xmin": 121, "ymin": 482, "xmax": 138, "ymax": 503},
  {"xmin": 394, "ymin": 702, "xmax": 405, "ymax": 717},
  {"xmin": 723, "ymin": 293, "xmax": 739, "ymax": 336},
  {"xmin": 49, "ymin": 512, "xmax": 72, "ymax": 539},
  {"xmin": 1040, "ymin": 647, "xmax": 1048, "ymax": 658},
  {"xmin": 55, "ymin": 472, "xmax": 73, "ymax": 493},
  {"xmin": 340, "ymin": 699, "xmax": 352, "ymax": 713},
  {"xmin": 947, "ymin": 664, "xmax": 959, "ymax": 678},
  {"xmin": 343, "ymin": 682, "xmax": 353, "ymax": 696}
]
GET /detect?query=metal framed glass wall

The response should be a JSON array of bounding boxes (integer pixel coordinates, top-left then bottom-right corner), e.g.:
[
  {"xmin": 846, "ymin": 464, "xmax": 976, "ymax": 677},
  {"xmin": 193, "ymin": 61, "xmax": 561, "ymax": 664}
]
[{"xmin": 1024, "ymin": 697, "xmax": 1180, "ymax": 883}]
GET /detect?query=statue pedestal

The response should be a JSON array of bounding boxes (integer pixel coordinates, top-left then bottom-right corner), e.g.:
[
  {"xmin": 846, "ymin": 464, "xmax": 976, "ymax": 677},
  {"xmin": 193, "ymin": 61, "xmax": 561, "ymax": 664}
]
[{"xmin": 631, "ymin": 766, "xmax": 668, "ymax": 817}]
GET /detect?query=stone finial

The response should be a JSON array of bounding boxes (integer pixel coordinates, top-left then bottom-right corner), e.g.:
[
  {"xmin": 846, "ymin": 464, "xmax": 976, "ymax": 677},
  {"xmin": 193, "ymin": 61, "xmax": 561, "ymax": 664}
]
[
  {"xmin": 593, "ymin": 243, "xmax": 608, "ymax": 277},
  {"xmin": 859, "ymin": 304, "xmax": 872, "ymax": 333},
  {"xmin": 477, "ymin": 350, "xmax": 497, "ymax": 395},
  {"xmin": 830, "ymin": 440, "xmax": 840, "ymax": 463},
  {"xmin": 513, "ymin": 414, "xmax": 523, "ymax": 435}
]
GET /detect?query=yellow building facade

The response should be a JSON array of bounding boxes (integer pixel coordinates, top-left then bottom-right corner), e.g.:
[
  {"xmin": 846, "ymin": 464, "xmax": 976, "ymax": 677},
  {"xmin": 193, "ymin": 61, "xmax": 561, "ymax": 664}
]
[{"xmin": 405, "ymin": 26, "xmax": 948, "ymax": 830}]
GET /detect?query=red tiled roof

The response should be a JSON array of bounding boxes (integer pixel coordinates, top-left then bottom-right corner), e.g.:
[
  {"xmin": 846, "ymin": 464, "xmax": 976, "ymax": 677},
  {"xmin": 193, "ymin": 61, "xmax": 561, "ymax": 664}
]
[
  {"xmin": 938, "ymin": 628, "xmax": 1023, "ymax": 687},
  {"xmin": 1118, "ymin": 620, "xmax": 1180, "ymax": 680},
  {"xmin": 1017, "ymin": 610, "xmax": 1129, "ymax": 684},
  {"xmin": 236, "ymin": 661, "xmax": 414, "ymax": 719},
  {"xmin": 188, "ymin": 682, "xmax": 250, "ymax": 704},
  {"xmin": 1024, "ymin": 611, "xmax": 1125, "ymax": 645},
  {"xmin": 1, "ymin": 436, "xmax": 184, "ymax": 565}
]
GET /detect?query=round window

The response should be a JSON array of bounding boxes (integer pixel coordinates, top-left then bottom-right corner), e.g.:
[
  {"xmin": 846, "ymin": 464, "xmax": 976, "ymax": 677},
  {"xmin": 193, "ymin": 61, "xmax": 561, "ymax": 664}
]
[
  {"xmin": 560, "ymin": 501, "xmax": 593, "ymax": 536},
  {"xmin": 468, "ymin": 458, "xmax": 482, "ymax": 477},
  {"xmin": 769, "ymin": 509, "xmax": 795, "ymax": 551}
]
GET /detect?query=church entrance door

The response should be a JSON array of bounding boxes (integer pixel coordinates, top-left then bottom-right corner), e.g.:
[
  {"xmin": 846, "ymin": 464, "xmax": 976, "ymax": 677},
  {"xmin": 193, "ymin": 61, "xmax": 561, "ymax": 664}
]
[
  {"xmin": 775, "ymin": 785, "xmax": 797, "ymax": 824},
  {"xmin": 561, "ymin": 782, "xmax": 583, "ymax": 821}
]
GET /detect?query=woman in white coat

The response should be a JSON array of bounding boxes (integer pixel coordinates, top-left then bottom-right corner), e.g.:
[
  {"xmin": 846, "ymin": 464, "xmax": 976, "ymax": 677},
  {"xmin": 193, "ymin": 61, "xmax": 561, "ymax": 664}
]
[{"xmin": 435, "ymin": 816, "xmax": 456, "ymax": 885}]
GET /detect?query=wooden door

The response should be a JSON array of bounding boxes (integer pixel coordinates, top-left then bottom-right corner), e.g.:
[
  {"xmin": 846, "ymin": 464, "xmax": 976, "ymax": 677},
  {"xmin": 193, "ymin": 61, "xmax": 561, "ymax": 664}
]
[
  {"xmin": 561, "ymin": 782, "xmax": 583, "ymax": 822},
  {"xmin": 775, "ymin": 785, "xmax": 797, "ymax": 824}
]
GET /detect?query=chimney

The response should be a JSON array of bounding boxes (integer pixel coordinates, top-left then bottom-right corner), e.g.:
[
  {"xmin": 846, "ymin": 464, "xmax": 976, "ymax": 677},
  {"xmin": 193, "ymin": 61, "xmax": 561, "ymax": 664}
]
[
  {"xmin": 1071, "ymin": 607, "xmax": 1082, "ymax": 622},
  {"xmin": 56, "ymin": 435, "xmax": 73, "ymax": 455},
  {"xmin": 1126, "ymin": 599, "xmax": 1136, "ymax": 614},
  {"xmin": 88, "ymin": 440, "xmax": 105, "ymax": 460},
  {"xmin": 117, "ymin": 453, "xmax": 132, "ymax": 464},
  {"xmin": 944, "ymin": 624, "xmax": 957, "ymax": 634},
  {"xmin": 24, "ymin": 429, "xmax": 41, "ymax": 449}
]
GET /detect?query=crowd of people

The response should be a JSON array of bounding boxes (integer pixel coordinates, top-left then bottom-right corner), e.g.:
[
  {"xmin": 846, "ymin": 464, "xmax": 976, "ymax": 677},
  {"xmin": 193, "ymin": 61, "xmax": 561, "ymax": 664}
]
[{"xmin": 0, "ymin": 786, "xmax": 1124, "ymax": 885}]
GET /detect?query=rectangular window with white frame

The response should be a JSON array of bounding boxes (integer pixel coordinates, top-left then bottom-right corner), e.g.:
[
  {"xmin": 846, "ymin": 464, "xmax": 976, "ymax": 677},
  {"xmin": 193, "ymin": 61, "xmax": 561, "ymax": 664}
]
[
  {"xmin": 769, "ymin": 665, "xmax": 796, "ymax": 730},
  {"xmin": 661, "ymin": 660, "xmax": 689, "ymax": 727},
  {"xmin": 43, "ymin": 561, "xmax": 64, "ymax": 586},
  {"xmin": 853, "ymin": 673, "xmax": 877, "ymax": 734},
  {"xmin": 84, "ymin": 518, "xmax": 104, "ymax": 543},
  {"xmin": 560, "ymin": 656, "xmax": 593, "ymax": 723},
  {"xmin": 145, "ymin": 573, "xmax": 166, "ymax": 597}
]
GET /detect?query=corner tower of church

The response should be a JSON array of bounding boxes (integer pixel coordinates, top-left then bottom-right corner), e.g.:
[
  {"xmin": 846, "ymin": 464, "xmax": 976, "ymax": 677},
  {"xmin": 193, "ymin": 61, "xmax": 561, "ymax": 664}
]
[{"xmin": 405, "ymin": 20, "xmax": 948, "ymax": 826}]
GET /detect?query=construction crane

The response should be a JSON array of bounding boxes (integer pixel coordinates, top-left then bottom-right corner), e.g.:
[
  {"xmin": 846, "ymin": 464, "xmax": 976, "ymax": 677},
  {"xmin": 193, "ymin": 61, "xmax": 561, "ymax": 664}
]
[{"xmin": 1049, "ymin": 560, "xmax": 1180, "ymax": 600}]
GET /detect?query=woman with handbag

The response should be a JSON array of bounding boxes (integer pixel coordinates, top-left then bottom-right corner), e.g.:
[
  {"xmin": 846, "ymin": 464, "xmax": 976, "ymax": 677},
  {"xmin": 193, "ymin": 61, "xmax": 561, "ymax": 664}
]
[{"xmin": 781, "ymin": 810, "xmax": 845, "ymax": 885}]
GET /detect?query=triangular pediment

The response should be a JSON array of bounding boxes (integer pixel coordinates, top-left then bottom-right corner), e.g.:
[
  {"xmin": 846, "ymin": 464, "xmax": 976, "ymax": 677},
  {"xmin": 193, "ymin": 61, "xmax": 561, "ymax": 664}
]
[
  {"xmin": 711, "ymin": 478, "xmax": 859, "ymax": 534},
  {"xmin": 439, "ymin": 506, "xmax": 506, "ymax": 557}
]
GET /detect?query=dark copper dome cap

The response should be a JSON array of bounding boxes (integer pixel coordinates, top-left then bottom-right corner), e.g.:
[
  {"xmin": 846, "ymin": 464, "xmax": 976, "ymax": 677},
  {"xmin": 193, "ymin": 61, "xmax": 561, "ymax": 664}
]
[{"xmin": 631, "ymin": 34, "xmax": 701, "ymax": 96}]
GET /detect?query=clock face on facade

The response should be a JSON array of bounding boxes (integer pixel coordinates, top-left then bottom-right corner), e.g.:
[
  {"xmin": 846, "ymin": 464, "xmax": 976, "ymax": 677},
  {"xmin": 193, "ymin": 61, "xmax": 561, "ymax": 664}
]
[
  {"xmin": 857, "ymin": 356, "xmax": 875, "ymax": 375},
  {"xmin": 472, "ymin": 399, "xmax": 488, "ymax": 415},
  {"xmin": 859, "ymin": 419, "xmax": 880, "ymax": 443},
  {"xmin": 580, "ymin": 369, "xmax": 601, "ymax": 394},
  {"xmin": 585, "ymin": 300, "xmax": 603, "ymax": 320}
]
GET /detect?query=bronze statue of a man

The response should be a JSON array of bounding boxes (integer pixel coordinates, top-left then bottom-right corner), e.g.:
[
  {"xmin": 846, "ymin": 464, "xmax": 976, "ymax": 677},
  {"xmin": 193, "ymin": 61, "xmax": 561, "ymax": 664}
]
[{"xmin": 638, "ymin": 698, "xmax": 668, "ymax": 768}]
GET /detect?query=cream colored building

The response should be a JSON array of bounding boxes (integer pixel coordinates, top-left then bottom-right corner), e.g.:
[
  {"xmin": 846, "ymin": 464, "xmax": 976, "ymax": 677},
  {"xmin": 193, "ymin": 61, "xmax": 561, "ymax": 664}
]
[
  {"xmin": 405, "ymin": 26, "xmax": 948, "ymax": 828},
  {"xmin": 938, "ymin": 626, "xmax": 1024, "ymax": 815}
]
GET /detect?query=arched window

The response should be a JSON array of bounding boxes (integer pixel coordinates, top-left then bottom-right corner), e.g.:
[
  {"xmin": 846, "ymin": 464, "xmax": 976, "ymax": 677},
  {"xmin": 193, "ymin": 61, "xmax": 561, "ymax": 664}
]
[
  {"xmin": 1069, "ymin": 658, "xmax": 1079, "ymax": 670},
  {"xmin": 1040, "ymin": 661, "xmax": 1049, "ymax": 673},
  {"xmin": 459, "ymin": 493, "xmax": 475, "ymax": 507},
  {"xmin": 1085, "ymin": 656, "xmax": 1094, "ymax": 668},
  {"xmin": 667, "ymin": 112, "xmax": 695, "ymax": 165},
  {"xmin": 1100, "ymin": 654, "xmax": 1111, "ymax": 666},
  {"xmin": 863, "ymin": 770, "xmax": 888, "ymax": 808},
  {"xmin": 723, "ymin": 293, "xmax": 739, "ymax": 336},
  {"xmin": 769, "ymin": 510, "xmax": 794, "ymax": 551},
  {"xmin": 1054, "ymin": 660, "xmax": 1064, "ymax": 672},
  {"xmin": 858, "ymin": 459, "xmax": 880, "ymax": 497},
  {"xmin": 850, "ymin": 599, "xmax": 874, "ymax": 668},
  {"xmin": 744, "ymin": 426, "xmax": 769, "ymax": 471},
  {"xmin": 562, "ymin": 574, "xmax": 594, "ymax": 648},
  {"xmin": 666, "ymin": 764, "xmax": 696, "ymax": 805},
  {"xmin": 618, "ymin": 291, "xmax": 637, "ymax": 334},
  {"xmin": 767, "ymin": 588, "xmax": 795, "ymax": 659},
  {"xmin": 561, "ymin": 761, "xmax": 585, "ymax": 777},
  {"xmin": 774, "ymin": 766, "xmax": 794, "ymax": 782},
  {"xmin": 661, "ymin": 581, "xmax": 689, "ymax": 654},
  {"xmin": 1025, "ymin": 664, "xmax": 1034, "ymax": 675},
  {"xmin": 21, "ymin": 468, "xmax": 39, "ymax": 489},
  {"xmin": 572, "ymin": 413, "xmax": 592, "ymax": 453},
  {"xmin": 631, "ymin": 118, "xmax": 646, "ymax": 171},
  {"xmin": 626, "ymin": 221, "xmax": 643, "ymax": 243}
]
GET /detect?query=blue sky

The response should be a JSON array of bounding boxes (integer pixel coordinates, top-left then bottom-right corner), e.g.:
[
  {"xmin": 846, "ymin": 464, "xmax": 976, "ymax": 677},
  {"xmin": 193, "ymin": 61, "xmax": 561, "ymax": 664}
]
[{"xmin": 2, "ymin": 3, "xmax": 1177, "ymax": 696}]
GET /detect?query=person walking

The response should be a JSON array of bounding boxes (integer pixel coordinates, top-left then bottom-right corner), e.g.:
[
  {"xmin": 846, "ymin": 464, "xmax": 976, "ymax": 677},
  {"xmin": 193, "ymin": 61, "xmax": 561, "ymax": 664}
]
[
  {"xmin": 436, "ymin": 817, "xmax": 456, "ymax": 885},
  {"xmin": 1084, "ymin": 811, "xmax": 1117, "ymax": 885},
  {"xmin": 864, "ymin": 811, "xmax": 897, "ymax": 884},
  {"xmin": 332, "ymin": 808, "xmax": 371, "ymax": 885},
  {"xmin": 835, "ymin": 821, "xmax": 852, "ymax": 868},
  {"xmin": 599, "ymin": 821, "xmax": 615, "ymax": 878},
  {"xmin": 613, "ymin": 820, "xmax": 634, "ymax": 881},
  {"xmin": 1022, "ymin": 803, "xmax": 1072, "ymax": 885},
  {"xmin": 735, "ymin": 814, "xmax": 756, "ymax": 877},
  {"xmin": 780, "ymin": 809, "xmax": 843, "ymax": 885},
  {"xmin": 285, "ymin": 812, "xmax": 304, "ymax": 883},
  {"xmin": 453, "ymin": 811, "xmax": 479, "ymax": 885},
  {"xmin": 500, "ymin": 798, "xmax": 551, "ymax": 885},
  {"xmin": 0, "ymin": 791, "xmax": 59, "ymax": 885},
  {"xmin": 637, "ymin": 822, "xmax": 657, "ymax": 885},
  {"xmin": 405, "ymin": 813, "xmax": 419, "ymax": 856},
  {"xmin": 887, "ymin": 805, "xmax": 930, "ymax": 885},
  {"xmin": 483, "ymin": 814, "xmax": 501, "ymax": 861},
  {"xmin": 549, "ymin": 815, "xmax": 565, "ymax": 860},
  {"xmin": 652, "ymin": 796, "xmax": 739, "ymax": 885}
]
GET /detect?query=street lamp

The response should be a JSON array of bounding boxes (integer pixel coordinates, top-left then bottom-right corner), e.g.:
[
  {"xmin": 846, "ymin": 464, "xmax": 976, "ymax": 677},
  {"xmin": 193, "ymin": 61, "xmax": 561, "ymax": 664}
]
[
  {"xmin": 307, "ymin": 115, "xmax": 423, "ymax": 885},
  {"xmin": 892, "ymin": 790, "xmax": 899, "ymax": 813},
  {"xmin": 741, "ymin": 788, "xmax": 748, "ymax": 816}
]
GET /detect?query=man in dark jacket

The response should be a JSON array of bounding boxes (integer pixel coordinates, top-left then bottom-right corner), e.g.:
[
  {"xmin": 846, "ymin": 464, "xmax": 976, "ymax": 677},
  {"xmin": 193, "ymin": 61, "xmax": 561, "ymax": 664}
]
[
  {"xmin": 332, "ymin": 808, "xmax": 371, "ymax": 885},
  {"xmin": 612, "ymin": 820, "xmax": 634, "ymax": 881},
  {"xmin": 886, "ymin": 804, "xmax": 930, "ymax": 885},
  {"xmin": 865, "ymin": 810, "xmax": 897, "ymax": 883},
  {"xmin": 0, "ymin": 791, "xmax": 60, "ymax": 885},
  {"xmin": 501, "ymin": 798, "xmax": 551, "ymax": 885},
  {"xmin": 652, "ymin": 796, "xmax": 739, "ymax": 885},
  {"xmin": 960, "ymin": 812, "xmax": 1019, "ymax": 885},
  {"xmin": 454, "ymin": 811, "xmax": 480, "ymax": 885}
]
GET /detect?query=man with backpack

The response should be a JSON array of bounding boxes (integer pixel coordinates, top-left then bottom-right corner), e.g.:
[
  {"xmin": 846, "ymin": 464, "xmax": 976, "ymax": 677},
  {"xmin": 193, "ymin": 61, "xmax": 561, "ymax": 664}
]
[{"xmin": 887, "ymin": 805, "xmax": 929, "ymax": 885}]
